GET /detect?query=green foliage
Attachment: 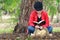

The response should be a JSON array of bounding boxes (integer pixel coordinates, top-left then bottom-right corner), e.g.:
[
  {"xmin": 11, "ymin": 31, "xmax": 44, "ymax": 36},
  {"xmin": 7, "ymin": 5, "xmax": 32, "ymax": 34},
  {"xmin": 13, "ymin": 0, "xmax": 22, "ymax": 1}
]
[
  {"xmin": 49, "ymin": 5, "xmax": 57, "ymax": 15},
  {"xmin": 44, "ymin": 0, "xmax": 57, "ymax": 16},
  {"xmin": 0, "ymin": 0, "xmax": 21, "ymax": 17},
  {"xmin": 0, "ymin": 0, "xmax": 21, "ymax": 23},
  {"xmin": 4, "ymin": 0, "xmax": 21, "ymax": 12},
  {"xmin": 56, "ymin": 0, "xmax": 60, "ymax": 3}
]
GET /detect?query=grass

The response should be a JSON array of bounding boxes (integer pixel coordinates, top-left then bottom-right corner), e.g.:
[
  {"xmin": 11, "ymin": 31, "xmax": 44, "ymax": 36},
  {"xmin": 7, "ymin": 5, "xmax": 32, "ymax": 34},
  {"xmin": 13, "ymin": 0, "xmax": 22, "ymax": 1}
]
[
  {"xmin": 0, "ymin": 27, "xmax": 14, "ymax": 34},
  {"xmin": 53, "ymin": 27, "xmax": 60, "ymax": 32},
  {"xmin": 0, "ymin": 16, "xmax": 17, "ymax": 34},
  {"xmin": 0, "ymin": 27, "xmax": 60, "ymax": 34}
]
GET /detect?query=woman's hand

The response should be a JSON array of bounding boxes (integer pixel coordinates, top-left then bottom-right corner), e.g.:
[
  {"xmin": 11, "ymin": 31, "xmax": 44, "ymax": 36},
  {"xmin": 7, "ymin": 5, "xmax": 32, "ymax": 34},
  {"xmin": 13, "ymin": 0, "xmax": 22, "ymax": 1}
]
[
  {"xmin": 39, "ymin": 26, "xmax": 43, "ymax": 30},
  {"xmin": 35, "ymin": 25, "xmax": 40, "ymax": 29},
  {"xmin": 43, "ymin": 26, "xmax": 46, "ymax": 29}
]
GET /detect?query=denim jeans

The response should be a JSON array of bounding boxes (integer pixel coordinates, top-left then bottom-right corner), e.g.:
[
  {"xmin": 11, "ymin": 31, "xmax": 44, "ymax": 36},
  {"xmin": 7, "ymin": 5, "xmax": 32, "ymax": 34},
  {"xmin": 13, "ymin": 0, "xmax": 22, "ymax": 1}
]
[{"xmin": 28, "ymin": 26, "xmax": 53, "ymax": 34}]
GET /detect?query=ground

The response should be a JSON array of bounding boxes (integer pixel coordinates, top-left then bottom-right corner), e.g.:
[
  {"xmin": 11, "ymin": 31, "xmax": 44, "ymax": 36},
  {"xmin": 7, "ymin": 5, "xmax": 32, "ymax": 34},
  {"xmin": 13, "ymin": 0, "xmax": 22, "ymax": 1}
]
[
  {"xmin": 0, "ymin": 15, "xmax": 60, "ymax": 40},
  {"xmin": 0, "ymin": 32, "xmax": 60, "ymax": 40}
]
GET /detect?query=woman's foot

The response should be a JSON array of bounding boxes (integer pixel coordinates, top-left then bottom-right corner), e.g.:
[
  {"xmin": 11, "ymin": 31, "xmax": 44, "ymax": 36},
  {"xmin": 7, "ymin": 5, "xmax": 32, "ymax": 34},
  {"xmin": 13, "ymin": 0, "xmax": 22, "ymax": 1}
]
[{"xmin": 49, "ymin": 33, "xmax": 53, "ymax": 37}]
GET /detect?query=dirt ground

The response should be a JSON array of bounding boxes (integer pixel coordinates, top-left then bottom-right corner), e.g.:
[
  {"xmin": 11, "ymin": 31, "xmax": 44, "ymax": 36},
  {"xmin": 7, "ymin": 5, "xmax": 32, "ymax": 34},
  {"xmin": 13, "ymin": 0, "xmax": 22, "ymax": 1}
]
[{"xmin": 0, "ymin": 32, "xmax": 60, "ymax": 40}]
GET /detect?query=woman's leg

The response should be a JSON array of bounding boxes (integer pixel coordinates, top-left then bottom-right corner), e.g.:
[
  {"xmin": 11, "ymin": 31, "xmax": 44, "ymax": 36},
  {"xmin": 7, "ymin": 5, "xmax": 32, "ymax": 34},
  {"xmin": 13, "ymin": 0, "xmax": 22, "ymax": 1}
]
[
  {"xmin": 47, "ymin": 26, "xmax": 53, "ymax": 33},
  {"xmin": 28, "ymin": 26, "xmax": 35, "ymax": 34}
]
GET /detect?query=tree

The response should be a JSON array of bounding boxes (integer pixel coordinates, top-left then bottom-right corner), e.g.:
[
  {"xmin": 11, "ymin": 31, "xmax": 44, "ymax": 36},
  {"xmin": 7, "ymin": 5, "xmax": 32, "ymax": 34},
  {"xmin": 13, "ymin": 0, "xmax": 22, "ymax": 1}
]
[
  {"xmin": 13, "ymin": 0, "xmax": 43, "ymax": 40},
  {"xmin": 43, "ymin": 0, "xmax": 57, "ymax": 22},
  {"xmin": 13, "ymin": 0, "xmax": 43, "ymax": 33},
  {"xmin": 0, "ymin": 0, "xmax": 21, "ymax": 17},
  {"xmin": 56, "ymin": 0, "xmax": 60, "ymax": 22}
]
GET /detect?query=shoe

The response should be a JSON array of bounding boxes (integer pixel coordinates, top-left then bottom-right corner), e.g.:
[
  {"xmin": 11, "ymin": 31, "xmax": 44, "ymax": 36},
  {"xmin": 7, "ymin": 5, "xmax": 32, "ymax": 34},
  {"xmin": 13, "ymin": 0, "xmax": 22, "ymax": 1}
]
[
  {"xmin": 30, "ymin": 33, "xmax": 35, "ymax": 37},
  {"xmin": 49, "ymin": 33, "xmax": 53, "ymax": 37}
]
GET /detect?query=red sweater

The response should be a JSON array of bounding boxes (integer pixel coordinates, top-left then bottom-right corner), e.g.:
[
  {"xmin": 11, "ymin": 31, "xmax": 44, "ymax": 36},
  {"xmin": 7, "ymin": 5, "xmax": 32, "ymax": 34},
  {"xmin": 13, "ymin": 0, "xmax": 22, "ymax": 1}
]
[{"xmin": 28, "ymin": 10, "xmax": 49, "ymax": 28}]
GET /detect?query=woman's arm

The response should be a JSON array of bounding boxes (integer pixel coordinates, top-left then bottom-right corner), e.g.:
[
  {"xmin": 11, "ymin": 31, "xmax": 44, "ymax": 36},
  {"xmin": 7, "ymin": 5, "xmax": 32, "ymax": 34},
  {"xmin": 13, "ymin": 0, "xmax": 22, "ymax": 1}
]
[
  {"xmin": 28, "ymin": 11, "xmax": 35, "ymax": 26},
  {"xmin": 43, "ymin": 12, "xmax": 49, "ymax": 28}
]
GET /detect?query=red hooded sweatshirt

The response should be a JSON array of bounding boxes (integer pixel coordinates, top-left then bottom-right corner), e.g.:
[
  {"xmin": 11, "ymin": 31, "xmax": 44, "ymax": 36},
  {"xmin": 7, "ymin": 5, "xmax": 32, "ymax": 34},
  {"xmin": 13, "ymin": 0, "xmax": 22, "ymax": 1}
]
[{"xmin": 28, "ymin": 10, "xmax": 49, "ymax": 28}]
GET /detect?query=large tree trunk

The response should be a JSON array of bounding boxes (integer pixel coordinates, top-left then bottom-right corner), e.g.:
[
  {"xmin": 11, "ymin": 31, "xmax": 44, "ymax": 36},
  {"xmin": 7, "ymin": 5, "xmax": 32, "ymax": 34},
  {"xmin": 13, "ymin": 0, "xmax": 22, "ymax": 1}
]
[
  {"xmin": 13, "ymin": 0, "xmax": 43, "ymax": 33},
  {"xmin": 13, "ymin": 0, "xmax": 43, "ymax": 40}
]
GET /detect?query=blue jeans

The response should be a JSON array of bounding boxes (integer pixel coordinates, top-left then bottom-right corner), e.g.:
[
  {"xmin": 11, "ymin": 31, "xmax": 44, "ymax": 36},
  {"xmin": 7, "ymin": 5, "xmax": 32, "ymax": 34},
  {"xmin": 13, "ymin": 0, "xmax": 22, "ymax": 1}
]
[{"xmin": 28, "ymin": 26, "xmax": 53, "ymax": 34}]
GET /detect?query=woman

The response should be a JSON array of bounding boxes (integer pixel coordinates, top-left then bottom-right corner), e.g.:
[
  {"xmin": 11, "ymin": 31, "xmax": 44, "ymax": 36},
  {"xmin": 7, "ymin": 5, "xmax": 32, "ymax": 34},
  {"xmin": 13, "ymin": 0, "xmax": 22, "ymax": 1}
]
[{"xmin": 28, "ymin": 1, "xmax": 53, "ymax": 36}]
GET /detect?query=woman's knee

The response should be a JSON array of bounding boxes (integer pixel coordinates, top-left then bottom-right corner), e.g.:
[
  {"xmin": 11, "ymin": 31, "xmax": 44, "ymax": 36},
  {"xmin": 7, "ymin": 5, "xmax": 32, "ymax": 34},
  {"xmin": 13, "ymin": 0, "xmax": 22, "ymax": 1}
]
[
  {"xmin": 28, "ymin": 26, "xmax": 35, "ymax": 33},
  {"xmin": 47, "ymin": 26, "xmax": 53, "ymax": 33}
]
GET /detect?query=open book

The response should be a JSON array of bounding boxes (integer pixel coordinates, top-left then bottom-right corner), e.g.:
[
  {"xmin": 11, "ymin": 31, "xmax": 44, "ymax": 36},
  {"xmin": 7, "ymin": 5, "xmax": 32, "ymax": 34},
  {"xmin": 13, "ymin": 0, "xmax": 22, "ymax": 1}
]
[{"xmin": 33, "ymin": 20, "xmax": 45, "ymax": 26}]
